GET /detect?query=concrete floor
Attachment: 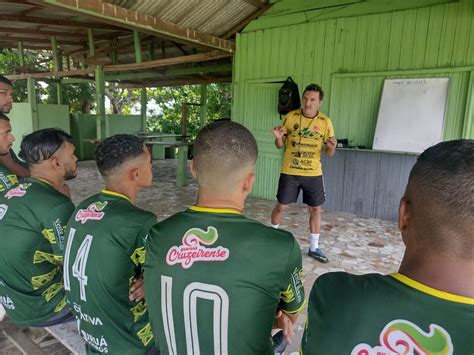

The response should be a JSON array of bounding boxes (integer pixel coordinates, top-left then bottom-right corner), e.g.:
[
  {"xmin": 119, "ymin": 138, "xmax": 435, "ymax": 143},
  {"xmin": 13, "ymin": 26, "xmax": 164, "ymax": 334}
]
[{"xmin": 1, "ymin": 159, "xmax": 405, "ymax": 354}]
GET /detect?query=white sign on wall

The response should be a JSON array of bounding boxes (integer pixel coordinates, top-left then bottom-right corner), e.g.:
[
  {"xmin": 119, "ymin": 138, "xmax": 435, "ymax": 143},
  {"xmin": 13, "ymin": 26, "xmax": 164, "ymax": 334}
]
[{"xmin": 373, "ymin": 78, "xmax": 449, "ymax": 154}]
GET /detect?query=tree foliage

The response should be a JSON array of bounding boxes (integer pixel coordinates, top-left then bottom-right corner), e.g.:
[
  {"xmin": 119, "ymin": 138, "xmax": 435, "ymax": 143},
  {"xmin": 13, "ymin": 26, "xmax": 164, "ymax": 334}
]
[
  {"xmin": 1, "ymin": 48, "xmax": 95, "ymax": 112},
  {"xmin": 145, "ymin": 83, "xmax": 232, "ymax": 138},
  {"xmin": 1, "ymin": 48, "xmax": 232, "ymax": 136}
]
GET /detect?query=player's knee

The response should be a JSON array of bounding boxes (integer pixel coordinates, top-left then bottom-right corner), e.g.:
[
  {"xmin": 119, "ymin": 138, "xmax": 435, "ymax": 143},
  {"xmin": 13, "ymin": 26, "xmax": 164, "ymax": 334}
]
[
  {"xmin": 308, "ymin": 205, "xmax": 321, "ymax": 215},
  {"xmin": 275, "ymin": 203, "xmax": 288, "ymax": 213}
]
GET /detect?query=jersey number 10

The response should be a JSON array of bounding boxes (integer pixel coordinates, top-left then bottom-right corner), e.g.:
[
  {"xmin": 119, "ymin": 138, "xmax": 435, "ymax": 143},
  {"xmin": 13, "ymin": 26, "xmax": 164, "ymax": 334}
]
[{"xmin": 161, "ymin": 275, "xmax": 230, "ymax": 355}]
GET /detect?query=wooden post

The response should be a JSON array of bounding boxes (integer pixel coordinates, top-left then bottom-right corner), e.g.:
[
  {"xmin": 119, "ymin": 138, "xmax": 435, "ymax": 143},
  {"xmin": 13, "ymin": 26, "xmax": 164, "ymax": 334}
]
[
  {"xmin": 87, "ymin": 29, "xmax": 95, "ymax": 57},
  {"xmin": 199, "ymin": 84, "xmax": 207, "ymax": 129},
  {"xmin": 27, "ymin": 77, "xmax": 39, "ymax": 131},
  {"xmin": 149, "ymin": 39, "xmax": 156, "ymax": 60},
  {"xmin": 51, "ymin": 36, "xmax": 62, "ymax": 104},
  {"xmin": 133, "ymin": 30, "xmax": 142, "ymax": 63},
  {"xmin": 462, "ymin": 70, "xmax": 474, "ymax": 139},
  {"xmin": 95, "ymin": 66, "xmax": 105, "ymax": 139},
  {"xmin": 133, "ymin": 30, "xmax": 147, "ymax": 132},
  {"xmin": 181, "ymin": 104, "xmax": 187, "ymax": 137},
  {"xmin": 176, "ymin": 145, "xmax": 188, "ymax": 187},
  {"xmin": 17, "ymin": 41, "xmax": 25, "ymax": 67},
  {"xmin": 140, "ymin": 89, "xmax": 147, "ymax": 132}
]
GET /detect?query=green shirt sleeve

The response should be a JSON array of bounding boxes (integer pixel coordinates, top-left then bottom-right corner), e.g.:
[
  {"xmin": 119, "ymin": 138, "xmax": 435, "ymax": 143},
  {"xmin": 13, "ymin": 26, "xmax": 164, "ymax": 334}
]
[
  {"xmin": 278, "ymin": 237, "xmax": 305, "ymax": 315},
  {"xmin": 41, "ymin": 200, "xmax": 75, "ymax": 261},
  {"xmin": 131, "ymin": 215, "xmax": 157, "ymax": 267}
]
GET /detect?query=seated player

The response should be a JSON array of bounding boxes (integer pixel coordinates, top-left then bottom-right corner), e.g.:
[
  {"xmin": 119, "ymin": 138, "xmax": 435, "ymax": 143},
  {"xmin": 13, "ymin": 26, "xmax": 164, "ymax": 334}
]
[
  {"xmin": 0, "ymin": 75, "xmax": 30, "ymax": 178},
  {"xmin": 301, "ymin": 139, "xmax": 474, "ymax": 354},
  {"xmin": 144, "ymin": 121, "xmax": 305, "ymax": 354},
  {"xmin": 63, "ymin": 134, "xmax": 158, "ymax": 354},
  {"xmin": 0, "ymin": 113, "xmax": 18, "ymax": 193},
  {"xmin": 0, "ymin": 128, "xmax": 77, "ymax": 326}
]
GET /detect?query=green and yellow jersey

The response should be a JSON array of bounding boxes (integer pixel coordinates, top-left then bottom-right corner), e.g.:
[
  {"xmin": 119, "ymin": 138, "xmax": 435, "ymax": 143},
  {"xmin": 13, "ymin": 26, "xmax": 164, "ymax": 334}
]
[
  {"xmin": 281, "ymin": 109, "xmax": 335, "ymax": 176},
  {"xmin": 144, "ymin": 206, "xmax": 305, "ymax": 355},
  {"xmin": 64, "ymin": 190, "xmax": 157, "ymax": 355},
  {"xmin": 0, "ymin": 178, "xmax": 74, "ymax": 326},
  {"xmin": 0, "ymin": 164, "xmax": 18, "ymax": 193},
  {"xmin": 301, "ymin": 272, "xmax": 474, "ymax": 354}
]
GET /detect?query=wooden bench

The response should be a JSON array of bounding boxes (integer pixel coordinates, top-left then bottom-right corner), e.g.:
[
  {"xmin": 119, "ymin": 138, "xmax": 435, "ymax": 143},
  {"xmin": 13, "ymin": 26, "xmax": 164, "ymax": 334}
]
[{"xmin": 45, "ymin": 322, "xmax": 86, "ymax": 355}]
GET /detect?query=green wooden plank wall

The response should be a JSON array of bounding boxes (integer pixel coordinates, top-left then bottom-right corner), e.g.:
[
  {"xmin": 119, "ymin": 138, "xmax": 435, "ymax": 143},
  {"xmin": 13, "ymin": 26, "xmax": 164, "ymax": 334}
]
[{"xmin": 232, "ymin": 0, "xmax": 474, "ymax": 200}]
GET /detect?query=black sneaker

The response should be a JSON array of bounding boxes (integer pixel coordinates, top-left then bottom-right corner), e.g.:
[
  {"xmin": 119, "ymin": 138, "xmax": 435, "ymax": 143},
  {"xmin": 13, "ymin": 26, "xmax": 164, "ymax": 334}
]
[
  {"xmin": 308, "ymin": 248, "xmax": 329, "ymax": 263},
  {"xmin": 272, "ymin": 330, "xmax": 287, "ymax": 354}
]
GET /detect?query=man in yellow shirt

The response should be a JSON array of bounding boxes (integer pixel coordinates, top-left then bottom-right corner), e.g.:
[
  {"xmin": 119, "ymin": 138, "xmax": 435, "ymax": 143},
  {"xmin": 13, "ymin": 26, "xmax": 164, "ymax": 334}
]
[{"xmin": 271, "ymin": 84, "xmax": 337, "ymax": 263}]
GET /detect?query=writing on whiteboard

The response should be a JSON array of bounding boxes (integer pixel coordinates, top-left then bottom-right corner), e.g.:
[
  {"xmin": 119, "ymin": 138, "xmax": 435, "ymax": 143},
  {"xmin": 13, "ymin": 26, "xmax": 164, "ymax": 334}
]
[{"xmin": 392, "ymin": 79, "xmax": 428, "ymax": 86}]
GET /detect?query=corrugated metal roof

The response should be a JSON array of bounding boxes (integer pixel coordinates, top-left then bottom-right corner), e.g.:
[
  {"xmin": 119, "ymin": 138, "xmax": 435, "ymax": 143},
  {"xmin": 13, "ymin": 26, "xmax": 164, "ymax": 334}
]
[{"xmin": 111, "ymin": 0, "xmax": 259, "ymax": 36}]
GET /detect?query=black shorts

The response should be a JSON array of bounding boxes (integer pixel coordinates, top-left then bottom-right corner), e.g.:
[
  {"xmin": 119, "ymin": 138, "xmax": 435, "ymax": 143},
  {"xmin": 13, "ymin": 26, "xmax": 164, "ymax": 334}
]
[{"xmin": 276, "ymin": 173, "xmax": 326, "ymax": 207}]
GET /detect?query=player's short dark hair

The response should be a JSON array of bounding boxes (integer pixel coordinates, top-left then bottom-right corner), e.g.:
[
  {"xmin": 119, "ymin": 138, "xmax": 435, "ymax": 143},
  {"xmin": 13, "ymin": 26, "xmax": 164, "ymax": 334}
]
[
  {"xmin": 0, "ymin": 75, "xmax": 13, "ymax": 87},
  {"xmin": 193, "ymin": 121, "xmax": 258, "ymax": 187},
  {"xmin": 303, "ymin": 83, "xmax": 324, "ymax": 100},
  {"xmin": 19, "ymin": 128, "xmax": 73, "ymax": 165},
  {"xmin": 406, "ymin": 139, "xmax": 474, "ymax": 259},
  {"xmin": 0, "ymin": 113, "xmax": 9, "ymax": 121},
  {"xmin": 95, "ymin": 134, "xmax": 146, "ymax": 176}
]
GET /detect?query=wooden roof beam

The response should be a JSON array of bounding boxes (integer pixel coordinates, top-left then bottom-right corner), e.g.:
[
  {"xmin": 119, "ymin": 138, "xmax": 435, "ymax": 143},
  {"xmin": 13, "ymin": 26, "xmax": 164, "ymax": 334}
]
[
  {"xmin": 0, "ymin": 35, "xmax": 83, "ymax": 46},
  {"xmin": 103, "ymin": 50, "xmax": 232, "ymax": 72},
  {"xmin": 0, "ymin": 14, "xmax": 121, "ymax": 29},
  {"xmin": 6, "ymin": 67, "xmax": 95, "ymax": 80},
  {"xmin": 0, "ymin": 26, "xmax": 116, "ymax": 40},
  {"xmin": 37, "ymin": 0, "xmax": 235, "ymax": 53},
  {"xmin": 0, "ymin": 42, "xmax": 51, "ymax": 50}
]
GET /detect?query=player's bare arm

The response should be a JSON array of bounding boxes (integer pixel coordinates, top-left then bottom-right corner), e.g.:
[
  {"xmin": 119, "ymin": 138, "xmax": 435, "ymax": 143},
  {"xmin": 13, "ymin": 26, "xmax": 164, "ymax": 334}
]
[
  {"xmin": 129, "ymin": 273, "xmax": 145, "ymax": 302},
  {"xmin": 0, "ymin": 153, "xmax": 30, "ymax": 177},
  {"xmin": 273, "ymin": 309, "xmax": 298, "ymax": 344},
  {"xmin": 325, "ymin": 136, "xmax": 337, "ymax": 157},
  {"xmin": 272, "ymin": 126, "xmax": 286, "ymax": 148}
]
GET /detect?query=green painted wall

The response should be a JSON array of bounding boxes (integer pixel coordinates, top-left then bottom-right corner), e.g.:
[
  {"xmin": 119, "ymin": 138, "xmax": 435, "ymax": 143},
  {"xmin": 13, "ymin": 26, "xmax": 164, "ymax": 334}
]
[
  {"xmin": 8, "ymin": 103, "xmax": 70, "ymax": 154},
  {"xmin": 70, "ymin": 113, "xmax": 142, "ymax": 160},
  {"xmin": 233, "ymin": 0, "xmax": 474, "ymax": 199},
  {"xmin": 38, "ymin": 104, "xmax": 71, "ymax": 133},
  {"xmin": 9, "ymin": 103, "xmax": 33, "ymax": 154}
]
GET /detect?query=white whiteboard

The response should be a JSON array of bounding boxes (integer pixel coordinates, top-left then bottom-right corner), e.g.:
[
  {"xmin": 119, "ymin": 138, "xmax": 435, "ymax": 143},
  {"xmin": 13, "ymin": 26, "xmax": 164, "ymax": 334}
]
[{"xmin": 373, "ymin": 78, "xmax": 449, "ymax": 153}]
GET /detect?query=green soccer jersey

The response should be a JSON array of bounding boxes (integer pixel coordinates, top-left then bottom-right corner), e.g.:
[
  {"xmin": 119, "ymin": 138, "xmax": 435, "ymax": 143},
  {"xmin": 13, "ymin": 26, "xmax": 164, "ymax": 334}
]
[
  {"xmin": 64, "ymin": 190, "xmax": 157, "ymax": 355},
  {"xmin": 0, "ymin": 178, "xmax": 74, "ymax": 326},
  {"xmin": 301, "ymin": 272, "xmax": 474, "ymax": 355},
  {"xmin": 0, "ymin": 164, "xmax": 18, "ymax": 193},
  {"xmin": 144, "ymin": 206, "xmax": 305, "ymax": 355}
]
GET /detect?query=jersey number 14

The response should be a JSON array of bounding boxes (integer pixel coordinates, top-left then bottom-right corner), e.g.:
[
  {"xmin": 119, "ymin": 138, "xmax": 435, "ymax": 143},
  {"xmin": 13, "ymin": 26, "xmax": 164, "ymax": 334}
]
[{"xmin": 64, "ymin": 227, "xmax": 93, "ymax": 301}]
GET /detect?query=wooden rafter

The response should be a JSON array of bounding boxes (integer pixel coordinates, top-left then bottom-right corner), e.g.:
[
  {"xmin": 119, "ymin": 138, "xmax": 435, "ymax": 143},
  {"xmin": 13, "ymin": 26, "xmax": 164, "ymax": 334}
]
[
  {"xmin": 103, "ymin": 50, "xmax": 232, "ymax": 72},
  {"xmin": 5, "ymin": 50, "xmax": 232, "ymax": 80},
  {"xmin": 0, "ymin": 35, "xmax": 83, "ymax": 45},
  {"xmin": 6, "ymin": 68, "xmax": 95, "ymax": 80},
  {"xmin": 0, "ymin": 14, "xmax": 121, "ymax": 29},
  {"xmin": 36, "ymin": 0, "xmax": 235, "ymax": 53},
  {"xmin": 0, "ymin": 26, "xmax": 119, "ymax": 40},
  {"xmin": 0, "ymin": 42, "xmax": 51, "ymax": 50}
]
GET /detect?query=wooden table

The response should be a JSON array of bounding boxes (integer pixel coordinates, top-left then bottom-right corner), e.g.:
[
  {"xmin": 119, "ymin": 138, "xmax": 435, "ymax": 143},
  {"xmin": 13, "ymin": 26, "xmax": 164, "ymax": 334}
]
[
  {"xmin": 82, "ymin": 139, "xmax": 193, "ymax": 187},
  {"xmin": 145, "ymin": 141, "xmax": 193, "ymax": 187}
]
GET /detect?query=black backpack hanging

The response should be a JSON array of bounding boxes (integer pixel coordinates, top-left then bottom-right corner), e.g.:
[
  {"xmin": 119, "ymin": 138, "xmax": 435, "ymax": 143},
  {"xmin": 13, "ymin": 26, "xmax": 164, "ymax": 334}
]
[{"xmin": 278, "ymin": 77, "xmax": 300, "ymax": 115}]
